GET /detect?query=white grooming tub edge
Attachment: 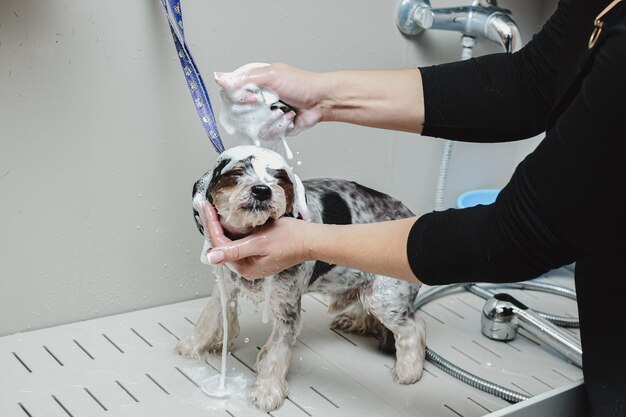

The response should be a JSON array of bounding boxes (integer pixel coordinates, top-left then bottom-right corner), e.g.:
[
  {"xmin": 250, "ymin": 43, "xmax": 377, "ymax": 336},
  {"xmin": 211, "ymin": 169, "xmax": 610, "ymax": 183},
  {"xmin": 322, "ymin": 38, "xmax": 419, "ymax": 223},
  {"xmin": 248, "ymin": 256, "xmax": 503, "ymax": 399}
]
[{"xmin": 0, "ymin": 269, "xmax": 586, "ymax": 417}]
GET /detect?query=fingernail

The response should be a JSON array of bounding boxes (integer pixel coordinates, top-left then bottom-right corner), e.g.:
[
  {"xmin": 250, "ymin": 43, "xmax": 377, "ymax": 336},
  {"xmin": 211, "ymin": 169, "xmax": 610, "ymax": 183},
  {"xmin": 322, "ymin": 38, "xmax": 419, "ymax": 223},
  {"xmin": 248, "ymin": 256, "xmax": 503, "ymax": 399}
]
[
  {"xmin": 208, "ymin": 250, "xmax": 225, "ymax": 264},
  {"xmin": 213, "ymin": 71, "xmax": 224, "ymax": 80}
]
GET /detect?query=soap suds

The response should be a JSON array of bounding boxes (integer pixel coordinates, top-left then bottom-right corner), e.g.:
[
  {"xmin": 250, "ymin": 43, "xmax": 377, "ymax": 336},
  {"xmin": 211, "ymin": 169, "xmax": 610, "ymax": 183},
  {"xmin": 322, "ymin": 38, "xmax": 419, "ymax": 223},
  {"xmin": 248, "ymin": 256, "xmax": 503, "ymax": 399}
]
[
  {"xmin": 184, "ymin": 365, "xmax": 250, "ymax": 405},
  {"xmin": 217, "ymin": 63, "xmax": 295, "ymax": 159}
]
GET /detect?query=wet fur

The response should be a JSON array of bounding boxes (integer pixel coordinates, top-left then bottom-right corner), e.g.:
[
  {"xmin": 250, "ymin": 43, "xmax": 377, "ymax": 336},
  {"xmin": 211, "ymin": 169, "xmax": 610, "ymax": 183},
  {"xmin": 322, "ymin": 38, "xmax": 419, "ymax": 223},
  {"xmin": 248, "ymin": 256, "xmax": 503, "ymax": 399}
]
[{"xmin": 176, "ymin": 147, "xmax": 426, "ymax": 412}]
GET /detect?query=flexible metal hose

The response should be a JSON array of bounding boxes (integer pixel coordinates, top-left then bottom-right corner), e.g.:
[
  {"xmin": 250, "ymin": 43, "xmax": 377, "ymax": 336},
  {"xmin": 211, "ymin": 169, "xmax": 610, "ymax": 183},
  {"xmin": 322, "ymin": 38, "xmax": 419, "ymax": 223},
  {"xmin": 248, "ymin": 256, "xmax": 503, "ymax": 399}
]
[
  {"xmin": 425, "ymin": 347, "xmax": 530, "ymax": 403},
  {"xmin": 414, "ymin": 277, "xmax": 578, "ymax": 403}
]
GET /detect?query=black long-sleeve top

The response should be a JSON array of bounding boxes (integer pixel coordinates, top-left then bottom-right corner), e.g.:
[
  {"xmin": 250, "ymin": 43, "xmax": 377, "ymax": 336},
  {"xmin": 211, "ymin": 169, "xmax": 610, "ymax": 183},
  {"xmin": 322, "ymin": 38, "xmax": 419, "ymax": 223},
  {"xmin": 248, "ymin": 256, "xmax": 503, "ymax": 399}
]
[{"xmin": 406, "ymin": 0, "xmax": 626, "ymax": 415}]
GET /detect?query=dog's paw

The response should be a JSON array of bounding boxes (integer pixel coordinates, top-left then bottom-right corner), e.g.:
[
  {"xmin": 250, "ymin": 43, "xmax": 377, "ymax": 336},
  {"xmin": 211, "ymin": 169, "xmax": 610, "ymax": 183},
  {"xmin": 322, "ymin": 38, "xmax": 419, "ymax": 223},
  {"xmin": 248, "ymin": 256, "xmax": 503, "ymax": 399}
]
[
  {"xmin": 330, "ymin": 314, "xmax": 355, "ymax": 332},
  {"xmin": 391, "ymin": 361, "xmax": 423, "ymax": 385},
  {"xmin": 175, "ymin": 335, "xmax": 222, "ymax": 360},
  {"xmin": 250, "ymin": 379, "xmax": 288, "ymax": 412},
  {"xmin": 331, "ymin": 313, "xmax": 382, "ymax": 337},
  {"xmin": 175, "ymin": 336, "xmax": 205, "ymax": 359}
]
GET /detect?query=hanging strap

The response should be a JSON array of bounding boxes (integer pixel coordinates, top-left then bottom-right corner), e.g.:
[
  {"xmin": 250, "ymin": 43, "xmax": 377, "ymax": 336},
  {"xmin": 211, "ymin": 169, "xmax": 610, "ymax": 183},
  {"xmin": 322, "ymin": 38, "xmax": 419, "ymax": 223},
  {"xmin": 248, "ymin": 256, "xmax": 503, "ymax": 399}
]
[{"xmin": 159, "ymin": 0, "xmax": 225, "ymax": 154}]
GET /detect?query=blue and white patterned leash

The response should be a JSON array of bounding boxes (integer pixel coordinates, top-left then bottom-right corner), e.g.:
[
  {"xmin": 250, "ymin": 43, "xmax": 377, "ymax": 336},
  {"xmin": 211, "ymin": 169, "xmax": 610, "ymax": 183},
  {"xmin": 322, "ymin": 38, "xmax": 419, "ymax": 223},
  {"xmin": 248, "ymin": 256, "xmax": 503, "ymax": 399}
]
[{"xmin": 159, "ymin": 0, "xmax": 224, "ymax": 154}]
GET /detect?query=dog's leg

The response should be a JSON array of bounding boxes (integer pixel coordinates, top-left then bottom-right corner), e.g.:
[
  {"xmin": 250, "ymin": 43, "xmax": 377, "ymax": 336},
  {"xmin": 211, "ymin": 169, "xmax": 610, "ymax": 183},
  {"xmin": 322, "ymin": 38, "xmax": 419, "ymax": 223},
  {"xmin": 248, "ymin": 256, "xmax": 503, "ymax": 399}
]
[
  {"xmin": 362, "ymin": 276, "xmax": 425, "ymax": 384},
  {"xmin": 176, "ymin": 268, "xmax": 240, "ymax": 359},
  {"xmin": 251, "ymin": 287, "xmax": 302, "ymax": 412},
  {"xmin": 330, "ymin": 301, "xmax": 384, "ymax": 337}
]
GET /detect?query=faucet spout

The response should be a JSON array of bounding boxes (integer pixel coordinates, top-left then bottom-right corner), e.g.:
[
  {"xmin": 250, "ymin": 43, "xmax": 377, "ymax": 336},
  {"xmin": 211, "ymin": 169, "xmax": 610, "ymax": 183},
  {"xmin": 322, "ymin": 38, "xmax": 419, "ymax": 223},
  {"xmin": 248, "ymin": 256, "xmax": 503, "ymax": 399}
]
[
  {"xmin": 484, "ymin": 11, "xmax": 521, "ymax": 52},
  {"xmin": 397, "ymin": 0, "xmax": 521, "ymax": 53}
]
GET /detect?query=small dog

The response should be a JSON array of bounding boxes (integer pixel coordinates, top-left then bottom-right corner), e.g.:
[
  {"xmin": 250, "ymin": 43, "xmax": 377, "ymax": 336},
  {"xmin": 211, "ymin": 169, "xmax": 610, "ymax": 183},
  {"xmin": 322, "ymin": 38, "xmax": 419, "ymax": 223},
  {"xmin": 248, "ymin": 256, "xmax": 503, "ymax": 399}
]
[{"xmin": 176, "ymin": 145, "xmax": 426, "ymax": 412}]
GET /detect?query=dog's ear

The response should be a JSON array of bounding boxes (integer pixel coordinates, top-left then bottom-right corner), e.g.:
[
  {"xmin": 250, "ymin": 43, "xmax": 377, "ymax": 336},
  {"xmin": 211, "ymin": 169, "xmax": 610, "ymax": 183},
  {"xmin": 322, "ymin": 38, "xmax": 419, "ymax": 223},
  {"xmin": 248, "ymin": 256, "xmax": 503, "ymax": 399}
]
[
  {"xmin": 192, "ymin": 168, "xmax": 214, "ymax": 226},
  {"xmin": 206, "ymin": 158, "xmax": 232, "ymax": 203},
  {"xmin": 292, "ymin": 173, "xmax": 308, "ymax": 221},
  {"xmin": 193, "ymin": 185, "xmax": 215, "ymax": 265},
  {"xmin": 191, "ymin": 157, "xmax": 232, "ymax": 236},
  {"xmin": 193, "ymin": 196, "xmax": 215, "ymax": 266},
  {"xmin": 192, "ymin": 171, "xmax": 211, "ymax": 236},
  {"xmin": 192, "ymin": 168, "xmax": 217, "ymax": 266}
]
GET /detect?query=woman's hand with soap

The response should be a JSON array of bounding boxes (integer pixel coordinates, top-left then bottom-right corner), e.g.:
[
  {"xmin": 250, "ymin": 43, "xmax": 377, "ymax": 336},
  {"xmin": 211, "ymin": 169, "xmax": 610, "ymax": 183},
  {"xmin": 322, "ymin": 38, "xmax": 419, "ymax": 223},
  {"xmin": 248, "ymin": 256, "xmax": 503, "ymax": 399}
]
[{"xmin": 214, "ymin": 63, "xmax": 325, "ymax": 140}]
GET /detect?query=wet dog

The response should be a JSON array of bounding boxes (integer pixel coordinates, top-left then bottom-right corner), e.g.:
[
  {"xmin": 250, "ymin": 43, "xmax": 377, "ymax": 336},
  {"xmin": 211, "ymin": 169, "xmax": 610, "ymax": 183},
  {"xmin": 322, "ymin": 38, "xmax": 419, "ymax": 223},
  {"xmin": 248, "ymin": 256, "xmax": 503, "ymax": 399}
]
[{"xmin": 176, "ymin": 145, "xmax": 425, "ymax": 412}]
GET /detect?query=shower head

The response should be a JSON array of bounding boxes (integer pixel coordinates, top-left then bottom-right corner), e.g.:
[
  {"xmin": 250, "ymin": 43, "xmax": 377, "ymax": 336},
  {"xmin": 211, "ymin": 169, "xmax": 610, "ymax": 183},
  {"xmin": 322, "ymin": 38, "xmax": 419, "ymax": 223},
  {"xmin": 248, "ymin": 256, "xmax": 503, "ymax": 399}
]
[{"xmin": 481, "ymin": 293, "xmax": 583, "ymax": 367}]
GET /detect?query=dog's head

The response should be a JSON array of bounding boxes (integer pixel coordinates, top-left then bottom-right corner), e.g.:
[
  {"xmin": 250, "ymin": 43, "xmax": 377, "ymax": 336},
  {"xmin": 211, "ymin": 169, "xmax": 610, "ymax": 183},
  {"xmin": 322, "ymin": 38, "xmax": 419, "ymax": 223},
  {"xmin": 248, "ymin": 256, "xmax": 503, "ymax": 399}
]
[{"xmin": 193, "ymin": 145, "xmax": 307, "ymax": 239}]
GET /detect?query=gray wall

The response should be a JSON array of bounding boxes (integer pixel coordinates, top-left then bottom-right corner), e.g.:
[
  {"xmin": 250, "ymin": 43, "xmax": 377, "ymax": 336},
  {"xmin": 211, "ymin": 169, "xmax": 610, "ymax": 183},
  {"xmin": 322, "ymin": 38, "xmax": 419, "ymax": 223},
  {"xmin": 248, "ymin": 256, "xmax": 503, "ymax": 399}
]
[{"xmin": 0, "ymin": 0, "xmax": 556, "ymax": 336}]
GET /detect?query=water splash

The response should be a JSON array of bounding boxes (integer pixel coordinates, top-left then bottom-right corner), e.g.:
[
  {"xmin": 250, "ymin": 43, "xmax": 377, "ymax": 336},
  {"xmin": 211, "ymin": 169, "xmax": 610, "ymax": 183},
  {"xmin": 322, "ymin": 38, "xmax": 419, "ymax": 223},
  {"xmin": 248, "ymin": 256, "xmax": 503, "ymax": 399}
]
[
  {"xmin": 262, "ymin": 276, "xmax": 274, "ymax": 324},
  {"xmin": 216, "ymin": 268, "xmax": 229, "ymax": 391}
]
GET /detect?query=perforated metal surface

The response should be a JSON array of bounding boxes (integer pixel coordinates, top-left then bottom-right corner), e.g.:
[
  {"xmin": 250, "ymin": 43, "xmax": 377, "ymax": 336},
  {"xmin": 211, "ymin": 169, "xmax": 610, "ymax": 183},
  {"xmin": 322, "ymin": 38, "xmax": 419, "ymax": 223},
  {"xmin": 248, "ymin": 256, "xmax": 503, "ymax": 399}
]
[{"xmin": 0, "ymin": 269, "xmax": 581, "ymax": 417}]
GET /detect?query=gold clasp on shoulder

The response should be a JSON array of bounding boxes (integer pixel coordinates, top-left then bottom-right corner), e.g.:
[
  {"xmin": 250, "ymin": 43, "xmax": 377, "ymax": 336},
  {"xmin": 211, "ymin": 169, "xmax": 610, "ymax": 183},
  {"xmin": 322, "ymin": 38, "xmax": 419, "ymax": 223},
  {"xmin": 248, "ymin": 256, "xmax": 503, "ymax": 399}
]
[{"xmin": 589, "ymin": 0, "xmax": 623, "ymax": 49}]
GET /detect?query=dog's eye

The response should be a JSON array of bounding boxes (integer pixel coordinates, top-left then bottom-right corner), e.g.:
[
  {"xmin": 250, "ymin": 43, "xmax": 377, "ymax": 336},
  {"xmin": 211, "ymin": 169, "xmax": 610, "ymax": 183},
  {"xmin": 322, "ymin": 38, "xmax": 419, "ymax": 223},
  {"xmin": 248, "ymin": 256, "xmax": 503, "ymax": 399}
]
[
  {"xmin": 215, "ymin": 170, "xmax": 243, "ymax": 187},
  {"xmin": 221, "ymin": 171, "xmax": 241, "ymax": 179},
  {"xmin": 268, "ymin": 168, "xmax": 290, "ymax": 183}
]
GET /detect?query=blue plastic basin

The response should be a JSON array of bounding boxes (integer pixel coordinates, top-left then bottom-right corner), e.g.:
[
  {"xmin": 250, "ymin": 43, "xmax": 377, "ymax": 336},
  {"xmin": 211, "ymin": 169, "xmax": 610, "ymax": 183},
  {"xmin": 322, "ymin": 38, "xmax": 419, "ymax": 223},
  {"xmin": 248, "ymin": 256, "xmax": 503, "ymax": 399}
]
[{"xmin": 456, "ymin": 189, "xmax": 500, "ymax": 209}]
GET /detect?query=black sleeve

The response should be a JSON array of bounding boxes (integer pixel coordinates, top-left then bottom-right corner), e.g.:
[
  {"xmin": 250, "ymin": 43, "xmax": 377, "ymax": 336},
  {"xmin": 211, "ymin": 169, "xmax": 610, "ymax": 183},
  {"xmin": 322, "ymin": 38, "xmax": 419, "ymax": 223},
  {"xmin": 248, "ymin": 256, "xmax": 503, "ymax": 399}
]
[
  {"xmin": 419, "ymin": 0, "xmax": 569, "ymax": 142},
  {"xmin": 407, "ymin": 23, "xmax": 626, "ymax": 285}
]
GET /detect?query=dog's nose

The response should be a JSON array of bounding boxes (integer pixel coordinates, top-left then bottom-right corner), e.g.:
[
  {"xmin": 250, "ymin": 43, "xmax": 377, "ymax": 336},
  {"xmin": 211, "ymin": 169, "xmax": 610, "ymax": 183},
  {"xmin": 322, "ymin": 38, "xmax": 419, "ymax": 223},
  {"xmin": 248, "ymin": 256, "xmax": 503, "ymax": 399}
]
[{"xmin": 251, "ymin": 184, "xmax": 272, "ymax": 201}]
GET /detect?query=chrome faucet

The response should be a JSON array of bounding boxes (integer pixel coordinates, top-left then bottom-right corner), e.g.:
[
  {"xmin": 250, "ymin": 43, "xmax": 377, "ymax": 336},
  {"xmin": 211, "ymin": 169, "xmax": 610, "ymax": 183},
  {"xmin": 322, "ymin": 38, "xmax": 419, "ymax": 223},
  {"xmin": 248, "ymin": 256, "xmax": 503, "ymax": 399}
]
[{"xmin": 397, "ymin": 0, "xmax": 521, "ymax": 53}]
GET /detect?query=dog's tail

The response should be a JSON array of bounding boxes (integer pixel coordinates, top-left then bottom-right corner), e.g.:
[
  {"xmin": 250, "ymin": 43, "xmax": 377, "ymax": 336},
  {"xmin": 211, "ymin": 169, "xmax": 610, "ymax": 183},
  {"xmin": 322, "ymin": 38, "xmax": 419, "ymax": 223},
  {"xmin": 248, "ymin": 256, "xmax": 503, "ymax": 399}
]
[{"xmin": 378, "ymin": 328, "xmax": 396, "ymax": 354}]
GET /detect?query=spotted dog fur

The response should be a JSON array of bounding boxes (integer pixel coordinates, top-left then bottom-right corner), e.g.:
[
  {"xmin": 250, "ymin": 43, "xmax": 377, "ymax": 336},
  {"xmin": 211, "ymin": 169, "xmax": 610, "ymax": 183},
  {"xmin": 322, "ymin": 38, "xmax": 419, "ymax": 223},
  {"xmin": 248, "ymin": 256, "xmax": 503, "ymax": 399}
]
[{"xmin": 176, "ymin": 146, "xmax": 426, "ymax": 412}]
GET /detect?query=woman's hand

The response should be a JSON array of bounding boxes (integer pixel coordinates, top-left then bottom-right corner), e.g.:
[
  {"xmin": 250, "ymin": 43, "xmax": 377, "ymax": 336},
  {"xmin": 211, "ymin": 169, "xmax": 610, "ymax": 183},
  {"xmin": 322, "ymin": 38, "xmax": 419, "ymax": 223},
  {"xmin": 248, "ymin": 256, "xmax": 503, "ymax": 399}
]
[
  {"xmin": 214, "ymin": 63, "xmax": 425, "ymax": 137},
  {"xmin": 204, "ymin": 202, "xmax": 421, "ymax": 283},
  {"xmin": 214, "ymin": 63, "xmax": 327, "ymax": 139},
  {"xmin": 203, "ymin": 203, "xmax": 310, "ymax": 280}
]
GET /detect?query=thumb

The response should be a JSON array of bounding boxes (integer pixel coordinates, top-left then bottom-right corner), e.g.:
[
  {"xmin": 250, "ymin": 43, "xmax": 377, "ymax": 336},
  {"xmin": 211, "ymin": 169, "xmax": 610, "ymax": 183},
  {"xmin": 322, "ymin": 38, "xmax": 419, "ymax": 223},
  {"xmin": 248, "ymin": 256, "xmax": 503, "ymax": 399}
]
[
  {"xmin": 203, "ymin": 202, "xmax": 231, "ymax": 247},
  {"xmin": 207, "ymin": 235, "xmax": 267, "ymax": 264},
  {"xmin": 213, "ymin": 71, "xmax": 243, "ymax": 90}
]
